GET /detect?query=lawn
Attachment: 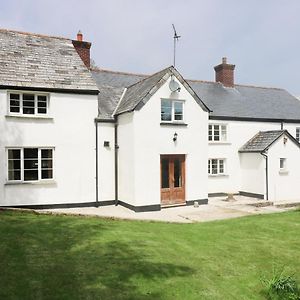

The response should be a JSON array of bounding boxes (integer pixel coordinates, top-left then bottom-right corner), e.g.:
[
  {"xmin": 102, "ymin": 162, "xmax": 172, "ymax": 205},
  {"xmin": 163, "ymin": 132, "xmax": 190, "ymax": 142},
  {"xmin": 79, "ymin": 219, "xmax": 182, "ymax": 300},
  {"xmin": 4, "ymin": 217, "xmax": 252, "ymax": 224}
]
[{"xmin": 0, "ymin": 209, "xmax": 299, "ymax": 300}]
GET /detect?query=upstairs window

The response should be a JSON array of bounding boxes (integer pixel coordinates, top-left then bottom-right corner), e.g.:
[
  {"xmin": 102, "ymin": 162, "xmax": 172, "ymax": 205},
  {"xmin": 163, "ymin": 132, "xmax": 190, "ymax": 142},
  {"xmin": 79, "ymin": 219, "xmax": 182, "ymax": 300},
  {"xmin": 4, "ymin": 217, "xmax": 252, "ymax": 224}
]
[
  {"xmin": 9, "ymin": 92, "xmax": 48, "ymax": 116},
  {"xmin": 209, "ymin": 124, "xmax": 227, "ymax": 142},
  {"xmin": 7, "ymin": 148, "xmax": 53, "ymax": 182},
  {"xmin": 208, "ymin": 159, "xmax": 226, "ymax": 175},
  {"xmin": 161, "ymin": 99, "xmax": 184, "ymax": 122},
  {"xmin": 279, "ymin": 158, "xmax": 287, "ymax": 171},
  {"xmin": 296, "ymin": 128, "xmax": 300, "ymax": 142}
]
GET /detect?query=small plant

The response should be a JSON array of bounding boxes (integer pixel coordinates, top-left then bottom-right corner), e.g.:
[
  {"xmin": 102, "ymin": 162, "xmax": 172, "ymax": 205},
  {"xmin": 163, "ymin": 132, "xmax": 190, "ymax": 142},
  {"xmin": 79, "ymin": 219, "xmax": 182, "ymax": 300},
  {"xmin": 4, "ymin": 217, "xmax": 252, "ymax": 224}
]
[{"xmin": 261, "ymin": 266, "xmax": 300, "ymax": 300}]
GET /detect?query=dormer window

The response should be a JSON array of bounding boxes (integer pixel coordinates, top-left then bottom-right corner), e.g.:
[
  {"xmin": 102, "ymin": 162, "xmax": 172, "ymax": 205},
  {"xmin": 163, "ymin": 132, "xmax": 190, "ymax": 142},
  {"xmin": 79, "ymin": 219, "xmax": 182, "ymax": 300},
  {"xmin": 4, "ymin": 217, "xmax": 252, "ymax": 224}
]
[
  {"xmin": 9, "ymin": 92, "xmax": 49, "ymax": 116},
  {"xmin": 161, "ymin": 99, "xmax": 184, "ymax": 122}
]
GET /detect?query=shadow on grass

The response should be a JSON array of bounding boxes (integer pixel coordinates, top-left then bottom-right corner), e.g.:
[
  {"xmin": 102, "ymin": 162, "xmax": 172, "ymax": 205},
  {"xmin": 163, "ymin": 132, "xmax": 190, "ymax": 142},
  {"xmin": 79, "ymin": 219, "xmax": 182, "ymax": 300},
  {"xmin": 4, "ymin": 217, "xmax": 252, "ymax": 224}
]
[{"xmin": 0, "ymin": 212, "xmax": 194, "ymax": 300}]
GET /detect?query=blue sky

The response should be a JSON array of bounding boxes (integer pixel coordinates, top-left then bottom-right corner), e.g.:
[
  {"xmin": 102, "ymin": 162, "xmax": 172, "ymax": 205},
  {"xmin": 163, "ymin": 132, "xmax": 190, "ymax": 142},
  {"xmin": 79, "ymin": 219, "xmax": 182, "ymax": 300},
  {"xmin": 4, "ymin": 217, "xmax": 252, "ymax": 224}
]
[{"xmin": 1, "ymin": 0, "xmax": 299, "ymax": 95}]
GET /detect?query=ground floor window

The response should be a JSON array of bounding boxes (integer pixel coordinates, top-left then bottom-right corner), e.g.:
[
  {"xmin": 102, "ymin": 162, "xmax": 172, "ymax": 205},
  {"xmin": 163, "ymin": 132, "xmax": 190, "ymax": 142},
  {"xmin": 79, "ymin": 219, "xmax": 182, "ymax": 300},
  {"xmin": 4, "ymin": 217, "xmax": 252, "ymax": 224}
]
[
  {"xmin": 7, "ymin": 147, "xmax": 53, "ymax": 182},
  {"xmin": 208, "ymin": 159, "xmax": 226, "ymax": 175}
]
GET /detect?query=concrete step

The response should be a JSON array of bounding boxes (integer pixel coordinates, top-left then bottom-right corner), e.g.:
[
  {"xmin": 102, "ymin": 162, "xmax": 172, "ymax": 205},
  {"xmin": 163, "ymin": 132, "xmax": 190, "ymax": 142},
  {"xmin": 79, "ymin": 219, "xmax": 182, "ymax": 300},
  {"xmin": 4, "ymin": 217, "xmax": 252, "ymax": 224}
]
[
  {"xmin": 247, "ymin": 201, "xmax": 274, "ymax": 208},
  {"xmin": 275, "ymin": 202, "xmax": 300, "ymax": 208}
]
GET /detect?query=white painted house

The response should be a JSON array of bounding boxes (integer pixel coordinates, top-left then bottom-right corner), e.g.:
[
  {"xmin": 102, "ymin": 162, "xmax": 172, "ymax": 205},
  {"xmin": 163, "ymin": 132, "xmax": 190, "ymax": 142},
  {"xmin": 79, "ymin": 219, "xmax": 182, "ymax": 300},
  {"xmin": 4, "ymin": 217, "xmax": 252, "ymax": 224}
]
[{"xmin": 1, "ymin": 29, "xmax": 300, "ymax": 211}]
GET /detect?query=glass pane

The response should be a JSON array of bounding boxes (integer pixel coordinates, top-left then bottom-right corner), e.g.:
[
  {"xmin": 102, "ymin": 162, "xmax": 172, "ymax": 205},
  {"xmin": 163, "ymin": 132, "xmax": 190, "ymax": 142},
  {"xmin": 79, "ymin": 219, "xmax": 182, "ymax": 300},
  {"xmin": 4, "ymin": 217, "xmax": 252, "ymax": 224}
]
[
  {"xmin": 221, "ymin": 125, "xmax": 227, "ymax": 141},
  {"xmin": 161, "ymin": 158, "xmax": 169, "ymax": 188},
  {"xmin": 41, "ymin": 149, "xmax": 52, "ymax": 159},
  {"xmin": 10, "ymin": 93, "xmax": 20, "ymax": 100},
  {"xmin": 161, "ymin": 100, "xmax": 172, "ymax": 121},
  {"xmin": 38, "ymin": 95, "xmax": 47, "ymax": 114},
  {"xmin": 42, "ymin": 159, "xmax": 53, "ymax": 168},
  {"xmin": 174, "ymin": 102, "xmax": 183, "ymax": 121},
  {"xmin": 42, "ymin": 169, "xmax": 53, "ymax": 179},
  {"xmin": 219, "ymin": 160, "xmax": 224, "ymax": 173},
  {"xmin": 24, "ymin": 159, "xmax": 38, "ymax": 169},
  {"xmin": 174, "ymin": 158, "xmax": 182, "ymax": 187},
  {"xmin": 213, "ymin": 125, "xmax": 220, "ymax": 141},
  {"xmin": 10, "ymin": 96, "xmax": 20, "ymax": 112},
  {"xmin": 24, "ymin": 170, "xmax": 38, "ymax": 181},
  {"xmin": 8, "ymin": 170, "xmax": 21, "ymax": 181},
  {"xmin": 8, "ymin": 159, "xmax": 21, "ymax": 170},
  {"xmin": 23, "ymin": 94, "xmax": 35, "ymax": 114},
  {"xmin": 212, "ymin": 159, "xmax": 218, "ymax": 174},
  {"xmin": 208, "ymin": 160, "xmax": 211, "ymax": 174},
  {"xmin": 8, "ymin": 149, "xmax": 20, "ymax": 159},
  {"xmin": 208, "ymin": 125, "xmax": 212, "ymax": 141},
  {"xmin": 24, "ymin": 148, "xmax": 38, "ymax": 159}
]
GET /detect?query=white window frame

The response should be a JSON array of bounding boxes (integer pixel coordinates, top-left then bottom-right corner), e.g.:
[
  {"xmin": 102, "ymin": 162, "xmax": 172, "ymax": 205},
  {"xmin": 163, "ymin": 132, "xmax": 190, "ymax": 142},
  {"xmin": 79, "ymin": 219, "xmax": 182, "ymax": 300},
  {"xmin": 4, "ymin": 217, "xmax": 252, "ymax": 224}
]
[
  {"xmin": 161, "ymin": 99, "xmax": 185, "ymax": 123},
  {"xmin": 6, "ymin": 147, "xmax": 54, "ymax": 183},
  {"xmin": 208, "ymin": 158, "xmax": 226, "ymax": 176},
  {"xmin": 8, "ymin": 91, "xmax": 49, "ymax": 116},
  {"xmin": 296, "ymin": 128, "xmax": 300, "ymax": 143},
  {"xmin": 208, "ymin": 124, "xmax": 227, "ymax": 142},
  {"xmin": 279, "ymin": 157, "xmax": 287, "ymax": 173}
]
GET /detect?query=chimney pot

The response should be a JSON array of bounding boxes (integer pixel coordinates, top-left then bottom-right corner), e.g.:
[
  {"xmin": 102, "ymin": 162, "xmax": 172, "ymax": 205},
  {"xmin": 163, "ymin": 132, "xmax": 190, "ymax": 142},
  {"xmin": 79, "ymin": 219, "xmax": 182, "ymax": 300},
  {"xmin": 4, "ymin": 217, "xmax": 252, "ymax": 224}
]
[
  {"xmin": 77, "ymin": 30, "xmax": 83, "ymax": 42},
  {"xmin": 214, "ymin": 57, "xmax": 235, "ymax": 87}
]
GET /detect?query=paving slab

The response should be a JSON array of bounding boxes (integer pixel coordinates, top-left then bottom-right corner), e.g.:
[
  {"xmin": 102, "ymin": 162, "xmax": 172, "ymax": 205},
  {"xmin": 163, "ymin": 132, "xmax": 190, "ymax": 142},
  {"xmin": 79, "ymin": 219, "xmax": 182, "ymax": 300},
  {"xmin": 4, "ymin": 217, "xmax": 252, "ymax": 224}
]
[{"xmin": 35, "ymin": 195, "xmax": 297, "ymax": 223}]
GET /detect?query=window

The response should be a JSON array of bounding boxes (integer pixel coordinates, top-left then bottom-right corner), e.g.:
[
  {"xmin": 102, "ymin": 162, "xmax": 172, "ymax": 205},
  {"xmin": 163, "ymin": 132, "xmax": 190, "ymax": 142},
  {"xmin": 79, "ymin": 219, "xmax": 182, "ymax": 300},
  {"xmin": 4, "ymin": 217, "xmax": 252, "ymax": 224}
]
[
  {"xmin": 161, "ymin": 99, "xmax": 184, "ymax": 122},
  {"xmin": 296, "ymin": 128, "xmax": 300, "ymax": 142},
  {"xmin": 208, "ymin": 159, "xmax": 226, "ymax": 175},
  {"xmin": 7, "ymin": 148, "xmax": 53, "ymax": 182},
  {"xmin": 279, "ymin": 158, "xmax": 287, "ymax": 171},
  {"xmin": 208, "ymin": 124, "xmax": 227, "ymax": 142},
  {"xmin": 9, "ymin": 92, "xmax": 49, "ymax": 115}
]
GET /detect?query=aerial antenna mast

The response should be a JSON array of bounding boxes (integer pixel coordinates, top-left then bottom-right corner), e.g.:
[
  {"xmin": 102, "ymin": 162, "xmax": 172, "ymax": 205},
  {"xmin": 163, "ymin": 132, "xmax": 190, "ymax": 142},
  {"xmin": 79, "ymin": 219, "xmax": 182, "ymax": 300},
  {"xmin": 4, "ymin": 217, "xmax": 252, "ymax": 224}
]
[{"xmin": 172, "ymin": 24, "xmax": 181, "ymax": 67}]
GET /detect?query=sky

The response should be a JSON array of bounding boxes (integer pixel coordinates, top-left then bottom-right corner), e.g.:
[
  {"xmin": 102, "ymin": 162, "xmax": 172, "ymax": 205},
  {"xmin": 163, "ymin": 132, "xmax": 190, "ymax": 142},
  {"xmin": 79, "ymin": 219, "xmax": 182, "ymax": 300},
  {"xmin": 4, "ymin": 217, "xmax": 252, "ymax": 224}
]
[{"xmin": 0, "ymin": 0, "xmax": 299, "ymax": 96}]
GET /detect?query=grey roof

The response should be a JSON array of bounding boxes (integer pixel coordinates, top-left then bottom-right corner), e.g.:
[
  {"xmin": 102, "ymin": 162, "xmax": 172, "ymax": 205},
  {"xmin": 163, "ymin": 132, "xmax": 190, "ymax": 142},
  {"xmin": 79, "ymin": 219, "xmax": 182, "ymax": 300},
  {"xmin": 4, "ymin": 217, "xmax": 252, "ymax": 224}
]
[
  {"xmin": 239, "ymin": 130, "xmax": 299, "ymax": 152},
  {"xmin": 91, "ymin": 67, "xmax": 300, "ymax": 122},
  {"xmin": 190, "ymin": 81, "xmax": 300, "ymax": 121},
  {"xmin": 91, "ymin": 69, "xmax": 146, "ymax": 119},
  {"xmin": 0, "ymin": 29, "xmax": 98, "ymax": 92}
]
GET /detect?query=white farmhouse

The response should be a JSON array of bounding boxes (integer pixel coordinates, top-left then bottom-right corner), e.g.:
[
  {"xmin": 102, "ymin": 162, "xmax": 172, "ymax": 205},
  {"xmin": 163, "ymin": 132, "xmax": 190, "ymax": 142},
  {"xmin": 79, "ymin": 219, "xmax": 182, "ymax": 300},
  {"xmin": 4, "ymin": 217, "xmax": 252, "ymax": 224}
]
[{"xmin": 1, "ymin": 29, "xmax": 300, "ymax": 211}]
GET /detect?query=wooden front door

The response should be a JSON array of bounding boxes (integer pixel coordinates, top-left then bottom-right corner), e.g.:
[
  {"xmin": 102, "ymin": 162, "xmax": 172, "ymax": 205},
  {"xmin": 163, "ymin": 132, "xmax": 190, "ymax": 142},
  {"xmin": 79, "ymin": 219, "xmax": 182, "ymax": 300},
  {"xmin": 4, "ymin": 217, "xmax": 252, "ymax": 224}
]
[{"xmin": 160, "ymin": 155, "xmax": 185, "ymax": 206}]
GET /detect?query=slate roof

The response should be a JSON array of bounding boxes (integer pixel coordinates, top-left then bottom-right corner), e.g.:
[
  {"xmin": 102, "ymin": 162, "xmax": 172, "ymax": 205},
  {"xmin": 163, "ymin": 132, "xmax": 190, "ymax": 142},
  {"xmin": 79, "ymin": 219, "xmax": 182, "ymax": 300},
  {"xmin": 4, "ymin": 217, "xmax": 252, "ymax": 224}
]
[
  {"xmin": 91, "ymin": 67, "xmax": 300, "ymax": 122},
  {"xmin": 239, "ymin": 130, "xmax": 299, "ymax": 153},
  {"xmin": 0, "ymin": 29, "xmax": 98, "ymax": 92},
  {"xmin": 190, "ymin": 81, "xmax": 300, "ymax": 121}
]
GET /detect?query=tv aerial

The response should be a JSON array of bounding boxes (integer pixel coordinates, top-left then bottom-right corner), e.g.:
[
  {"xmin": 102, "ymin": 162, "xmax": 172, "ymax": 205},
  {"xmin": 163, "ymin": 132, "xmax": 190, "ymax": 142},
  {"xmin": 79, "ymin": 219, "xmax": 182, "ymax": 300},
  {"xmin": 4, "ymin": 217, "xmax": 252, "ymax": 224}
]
[{"xmin": 172, "ymin": 24, "xmax": 181, "ymax": 67}]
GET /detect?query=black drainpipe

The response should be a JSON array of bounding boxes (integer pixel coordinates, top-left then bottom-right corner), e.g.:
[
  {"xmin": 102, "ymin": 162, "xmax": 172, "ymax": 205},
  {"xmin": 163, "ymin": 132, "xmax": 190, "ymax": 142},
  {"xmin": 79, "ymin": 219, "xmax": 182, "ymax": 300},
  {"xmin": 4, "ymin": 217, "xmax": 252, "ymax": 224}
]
[
  {"xmin": 261, "ymin": 151, "xmax": 268, "ymax": 200},
  {"xmin": 114, "ymin": 116, "xmax": 119, "ymax": 206},
  {"xmin": 95, "ymin": 119, "xmax": 99, "ymax": 207}
]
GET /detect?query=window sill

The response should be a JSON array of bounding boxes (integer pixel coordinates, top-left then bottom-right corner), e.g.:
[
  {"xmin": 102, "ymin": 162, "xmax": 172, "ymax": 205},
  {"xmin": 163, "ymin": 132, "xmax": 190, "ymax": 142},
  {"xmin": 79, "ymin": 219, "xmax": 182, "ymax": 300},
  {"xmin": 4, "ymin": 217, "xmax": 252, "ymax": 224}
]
[
  {"xmin": 5, "ymin": 180, "xmax": 57, "ymax": 186},
  {"xmin": 5, "ymin": 114, "xmax": 53, "ymax": 120},
  {"xmin": 208, "ymin": 142, "xmax": 231, "ymax": 145},
  {"xmin": 160, "ymin": 122, "xmax": 188, "ymax": 127},
  {"xmin": 279, "ymin": 170, "xmax": 289, "ymax": 175},
  {"xmin": 208, "ymin": 174, "xmax": 229, "ymax": 178}
]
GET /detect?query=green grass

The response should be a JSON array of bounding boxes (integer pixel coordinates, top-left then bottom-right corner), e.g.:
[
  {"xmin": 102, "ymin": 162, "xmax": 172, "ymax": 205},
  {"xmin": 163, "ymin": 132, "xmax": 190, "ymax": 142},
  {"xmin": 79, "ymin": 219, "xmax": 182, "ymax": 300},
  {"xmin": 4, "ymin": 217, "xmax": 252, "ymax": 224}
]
[{"xmin": 0, "ymin": 210, "xmax": 299, "ymax": 300}]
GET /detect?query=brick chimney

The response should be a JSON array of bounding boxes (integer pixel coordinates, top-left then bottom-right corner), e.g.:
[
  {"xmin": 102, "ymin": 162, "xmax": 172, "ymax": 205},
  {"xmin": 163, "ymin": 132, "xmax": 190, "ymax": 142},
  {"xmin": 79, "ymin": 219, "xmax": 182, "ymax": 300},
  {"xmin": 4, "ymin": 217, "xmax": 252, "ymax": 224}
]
[
  {"xmin": 214, "ymin": 57, "xmax": 235, "ymax": 87},
  {"xmin": 72, "ymin": 30, "xmax": 91, "ymax": 69}
]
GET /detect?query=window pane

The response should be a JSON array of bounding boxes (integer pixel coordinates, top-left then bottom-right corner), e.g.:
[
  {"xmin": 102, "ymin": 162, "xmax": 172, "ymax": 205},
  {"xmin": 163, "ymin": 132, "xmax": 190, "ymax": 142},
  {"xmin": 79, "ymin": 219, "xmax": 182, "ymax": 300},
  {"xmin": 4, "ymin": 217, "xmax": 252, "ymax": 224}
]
[
  {"xmin": 161, "ymin": 100, "xmax": 172, "ymax": 121},
  {"xmin": 161, "ymin": 158, "xmax": 169, "ymax": 188},
  {"xmin": 296, "ymin": 128, "xmax": 300, "ymax": 142},
  {"xmin": 23, "ymin": 94, "xmax": 35, "ymax": 114},
  {"xmin": 221, "ymin": 125, "xmax": 227, "ymax": 141},
  {"xmin": 42, "ymin": 169, "xmax": 53, "ymax": 179},
  {"xmin": 212, "ymin": 159, "xmax": 218, "ymax": 174},
  {"xmin": 280, "ymin": 158, "xmax": 286, "ymax": 169},
  {"xmin": 24, "ymin": 159, "xmax": 38, "ymax": 169},
  {"xmin": 24, "ymin": 148, "xmax": 38, "ymax": 159},
  {"xmin": 10, "ymin": 94, "xmax": 20, "ymax": 113},
  {"xmin": 208, "ymin": 160, "xmax": 211, "ymax": 174},
  {"xmin": 37, "ymin": 95, "xmax": 47, "ymax": 114},
  {"xmin": 208, "ymin": 125, "xmax": 212, "ymax": 141},
  {"xmin": 174, "ymin": 158, "xmax": 182, "ymax": 187},
  {"xmin": 41, "ymin": 149, "xmax": 52, "ymax": 159},
  {"xmin": 8, "ymin": 149, "xmax": 21, "ymax": 181},
  {"xmin": 42, "ymin": 159, "xmax": 53, "ymax": 169},
  {"xmin": 24, "ymin": 170, "xmax": 38, "ymax": 181},
  {"xmin": 174, "ymin": 102, "xmax": 183, "ymax": 121},
  {"xmin": 213, "ymin": 125, "xmax": 220, "ymax": 141},
  {"xmin": 219, "ymin": 160, "xmax": 224, "ymax": 173}
]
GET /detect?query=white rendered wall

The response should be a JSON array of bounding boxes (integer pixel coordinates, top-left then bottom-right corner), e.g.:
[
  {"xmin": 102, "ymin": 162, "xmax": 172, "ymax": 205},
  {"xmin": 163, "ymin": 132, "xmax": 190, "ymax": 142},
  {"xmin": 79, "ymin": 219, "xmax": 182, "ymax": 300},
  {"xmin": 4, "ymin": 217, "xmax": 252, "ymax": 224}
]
[
  {"xmin": 0, "ymin": 90, "xmax": 98, "ymax": 206},
  {"xmin": 97, "ymin": 122, "xmax": 115, "ymax": 201},
  {"xmin": 267, "ymin": 135, "xmax": 300, "ymax": 201},
  {"xmin": 129, "ymin": 76, "xmax": 208, "ymax": 207},
  {"xmin": 240, "ymin": 153, "xmax": 265, "ymax": 196},
  {"xmin": 208, "ymin": 120, "xmax": 300, "ymax": 194},
  {"xmin": 117, "ymin": 112, "xmax": 135, "ymax": 206}
]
